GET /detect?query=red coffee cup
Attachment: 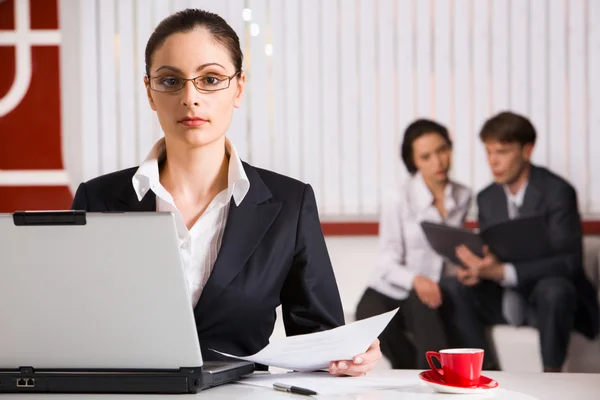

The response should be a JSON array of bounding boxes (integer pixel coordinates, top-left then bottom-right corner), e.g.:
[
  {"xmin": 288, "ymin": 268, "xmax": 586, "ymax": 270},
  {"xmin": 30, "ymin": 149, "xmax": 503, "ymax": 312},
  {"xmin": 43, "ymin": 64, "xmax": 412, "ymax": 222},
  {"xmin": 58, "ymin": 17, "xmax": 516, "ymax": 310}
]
[{"xmin": 426, "ymin": 348, "xmax": 484, "ymax": 388}]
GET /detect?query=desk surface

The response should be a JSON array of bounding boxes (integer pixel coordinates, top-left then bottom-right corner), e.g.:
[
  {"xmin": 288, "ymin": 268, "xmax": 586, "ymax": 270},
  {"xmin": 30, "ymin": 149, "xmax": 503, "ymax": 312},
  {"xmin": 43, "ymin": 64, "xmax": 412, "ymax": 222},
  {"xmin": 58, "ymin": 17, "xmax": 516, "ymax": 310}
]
[{"xmin": 1, "ymin": 370, "xmax": 598, "ymax": 399}]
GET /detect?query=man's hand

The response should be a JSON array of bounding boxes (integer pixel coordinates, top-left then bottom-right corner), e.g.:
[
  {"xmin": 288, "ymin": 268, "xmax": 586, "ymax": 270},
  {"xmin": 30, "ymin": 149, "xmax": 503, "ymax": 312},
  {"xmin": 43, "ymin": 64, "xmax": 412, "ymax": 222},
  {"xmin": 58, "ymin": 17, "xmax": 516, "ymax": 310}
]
[
  {"xmin": 455, "ymin": 245, "xmax": 505, "ymax": 282},
  {"xmin": 456, "ymin": 268, "xmax": 480, "ymax": 286},
  {"xmin": 413, "ymin": 275, "xmax": 443, "ymax": 308}
]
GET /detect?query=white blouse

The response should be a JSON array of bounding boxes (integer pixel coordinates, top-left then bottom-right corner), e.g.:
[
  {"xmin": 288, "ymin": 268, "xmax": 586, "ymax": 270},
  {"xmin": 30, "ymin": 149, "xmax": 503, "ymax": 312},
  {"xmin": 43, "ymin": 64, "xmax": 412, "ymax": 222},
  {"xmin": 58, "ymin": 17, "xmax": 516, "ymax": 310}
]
[
  {"xmin": 368, "ymin": 172, "xmax": 472, "ymax": 300},
  {"xmin": 132, "ymin": 138, "xmax": 250, "ymax": 308}
]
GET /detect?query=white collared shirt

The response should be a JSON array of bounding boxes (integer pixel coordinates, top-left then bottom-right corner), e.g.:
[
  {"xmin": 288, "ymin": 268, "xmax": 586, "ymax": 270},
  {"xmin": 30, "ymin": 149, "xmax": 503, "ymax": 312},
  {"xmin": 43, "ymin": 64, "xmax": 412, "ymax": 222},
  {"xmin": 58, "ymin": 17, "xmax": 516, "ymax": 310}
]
[
  {"xmin": 503, "ymin": 182, "xmax": 528, "ymax": 219},
  {"xmin": 132, "ymin": 138, "xmax": 250, "ymax": 307},
  {"xmin": 368, "ymin": 173, "xmax": 472, "ymax": 300},
  {"xmin": 500, "ymin": 181, "xmax": 529, "ymax": 288}
]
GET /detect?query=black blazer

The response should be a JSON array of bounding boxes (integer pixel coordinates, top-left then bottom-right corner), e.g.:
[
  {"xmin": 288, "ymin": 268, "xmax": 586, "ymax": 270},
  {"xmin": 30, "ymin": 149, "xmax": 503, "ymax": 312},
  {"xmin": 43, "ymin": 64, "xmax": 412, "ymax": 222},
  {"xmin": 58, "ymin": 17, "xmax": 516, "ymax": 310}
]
[
  {"xmin": 477, "ymin": 165, "xmax": 599, "ymax": 339},
  {"xmin": 71, "ymin": 163, "xmax": 345, "ymax": 363}
]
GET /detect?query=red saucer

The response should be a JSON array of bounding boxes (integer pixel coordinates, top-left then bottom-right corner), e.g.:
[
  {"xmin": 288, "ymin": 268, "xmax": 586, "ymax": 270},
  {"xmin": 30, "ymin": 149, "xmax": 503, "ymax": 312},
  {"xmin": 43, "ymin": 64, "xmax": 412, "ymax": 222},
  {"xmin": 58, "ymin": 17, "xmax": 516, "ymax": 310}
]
[{"xmin": 419, "ymin": 369, "xmax": 499, "ymax": 394}]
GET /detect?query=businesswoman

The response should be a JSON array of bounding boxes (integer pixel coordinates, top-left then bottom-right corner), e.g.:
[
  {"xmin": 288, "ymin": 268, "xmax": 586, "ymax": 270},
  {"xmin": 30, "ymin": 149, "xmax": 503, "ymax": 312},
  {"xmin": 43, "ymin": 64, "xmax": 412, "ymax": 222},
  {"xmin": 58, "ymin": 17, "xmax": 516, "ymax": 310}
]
[
  {"xmin": 71, "ymin": 9, "xmax": 380, "ymax": 376},
  {"xmin": 355, "ymin": 119, "xmax": 471, "ymax": 369}
]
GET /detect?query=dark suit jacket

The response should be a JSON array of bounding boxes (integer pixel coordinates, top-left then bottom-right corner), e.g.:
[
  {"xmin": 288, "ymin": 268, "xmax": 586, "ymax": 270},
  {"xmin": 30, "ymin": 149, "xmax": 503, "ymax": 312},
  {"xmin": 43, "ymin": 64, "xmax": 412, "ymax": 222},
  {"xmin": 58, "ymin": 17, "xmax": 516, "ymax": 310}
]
[
  {"xmin": 477, "ymin": 165, "xmax": 599, "ymax": 339},
  {"xmin": 71, "ymin": 163, "xmax": 345, "ymax": 363}
]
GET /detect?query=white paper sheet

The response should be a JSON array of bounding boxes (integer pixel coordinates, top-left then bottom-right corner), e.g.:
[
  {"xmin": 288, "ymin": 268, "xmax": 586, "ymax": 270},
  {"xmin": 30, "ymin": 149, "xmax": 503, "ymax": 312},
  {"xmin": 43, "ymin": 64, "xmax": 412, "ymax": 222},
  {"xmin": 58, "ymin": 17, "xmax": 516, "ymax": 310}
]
[
  {"xmin": 236, "ymin": 372, "xmax": 417, "ymax": 395},
  {"xmin": 211, "ymin": 308, "xmax": 398, "ymax": 371}
]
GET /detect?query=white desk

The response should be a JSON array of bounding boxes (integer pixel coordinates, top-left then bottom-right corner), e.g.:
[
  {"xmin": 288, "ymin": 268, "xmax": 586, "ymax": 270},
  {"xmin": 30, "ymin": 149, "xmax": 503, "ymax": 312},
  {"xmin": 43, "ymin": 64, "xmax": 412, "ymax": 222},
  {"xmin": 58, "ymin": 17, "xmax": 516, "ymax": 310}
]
[{"xmin": 1, "ymin": 370, "xmax": 598, "ymax": 399}]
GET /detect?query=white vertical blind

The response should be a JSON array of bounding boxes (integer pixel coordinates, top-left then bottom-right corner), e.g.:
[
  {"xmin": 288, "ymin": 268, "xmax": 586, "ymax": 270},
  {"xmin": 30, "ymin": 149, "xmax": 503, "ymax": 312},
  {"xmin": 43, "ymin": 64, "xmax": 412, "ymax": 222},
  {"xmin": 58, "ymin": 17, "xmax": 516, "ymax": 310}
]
[
  {"xmin": 117, "ymin": 0, "xmax": 136, "ymax": 169},
  {"xmin": 414, "ymin": 0, "xmax": 430, "ymax": 118},
  {"xmin": 78, "ymin": 0, "xmax": 100, "ymax": 180},
  {"xmin": 452, "ymin": 0, "xmax": 471, "ymax": 191},
  {"xmin": 133, "ymin": 0, "xmax": 153, "ymax": 162},
  {"xmin": 248, "ymin": 0, "xmax": 270, "ymax": 170},
  {"xmin": 339, "ymin": 1, "xmax": 360, "ymax": 215},
  {"xmin": 98, "ymin": 0, "xmax": 118, "ymax": 175},
  {"xmin": 320, "ymin": 0, "xmax": 341, "ymax": 215},
  {"xmin": 358, "ymin": 0, "xmax": 378, "ymax": 215},
  {"xmin": 225, "ymin": 0, "xmax": 248, "ymax": 161},
  {"xmin": 149, "ymin": 1, "xmax": 170, "ymax": 146},
  {"xmin": 394, "ymin": 0, "xmax": 413, "ymax": 188},
  {"xmin": 377, "ymin": 0, "xmax": 396, "ymax": 206},
  {"xmin": 529, "ymin": 0, "xmax": 549, "ymax": 168},
  {"xmin": 300, "ymin": 0, "xmax": 322, "ymax": 203},
  {"xmin": 60, "ymin": 0, "xmax": 600, "ymax": 219},
  {"xmin": 472, "ymin": 0, "xmax": 491, "ymax": 195},
  {"xmin": 510, "ymin": 0, "xmax": 529, "ymax": 115},
  {"xmin": 588, "ymin": 0, "xmax": 600, "ymax": 214},
  {"xmin": 491, "ymin": 0, "xmax": 510, "ymax": 111},
  {"xmin": 568, "ymin": 0, "xmax": 588, "ymax": 211},
  {"xmin": 548, "ymin": 1, "xmax": 568, "ymax": 177},
  {"xmin": 282, "ymin": 0, "xmax": 301, "ymax": 182},
  {"xmin": 270, "ymin": 0, "xmax": 286, "ymax": 178},
  {"xmin": 433, "ymin": 0, "xmax": 452, "ymax": 128}
]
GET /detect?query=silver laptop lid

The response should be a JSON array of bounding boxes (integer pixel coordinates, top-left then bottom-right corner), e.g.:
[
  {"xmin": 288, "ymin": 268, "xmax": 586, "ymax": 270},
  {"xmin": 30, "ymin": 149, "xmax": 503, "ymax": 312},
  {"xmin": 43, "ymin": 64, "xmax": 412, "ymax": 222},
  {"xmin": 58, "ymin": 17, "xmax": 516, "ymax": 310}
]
[{"xmin": 0, "ymin": 212, "xmax": 202, "ymax": 370}]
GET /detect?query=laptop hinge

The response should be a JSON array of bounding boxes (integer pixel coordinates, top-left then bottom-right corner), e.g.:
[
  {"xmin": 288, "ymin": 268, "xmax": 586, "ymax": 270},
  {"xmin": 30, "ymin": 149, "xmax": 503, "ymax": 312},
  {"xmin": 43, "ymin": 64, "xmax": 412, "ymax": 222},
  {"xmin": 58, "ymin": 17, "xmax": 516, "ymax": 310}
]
[{"xmin": 179, "ymin": 368, "xmax": 198, "ymax": 375}]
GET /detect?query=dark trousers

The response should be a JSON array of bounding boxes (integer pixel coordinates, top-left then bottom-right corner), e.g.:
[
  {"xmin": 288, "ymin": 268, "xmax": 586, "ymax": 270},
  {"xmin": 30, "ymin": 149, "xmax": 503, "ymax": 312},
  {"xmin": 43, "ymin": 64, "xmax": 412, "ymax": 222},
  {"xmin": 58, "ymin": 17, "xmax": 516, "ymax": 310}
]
[
  {"xmin": 355, "ymin": 288, "xmax": 449, "ymax": 369},
  {"xmin": 439, "ymin": 276, "xmax": 577, "ymax": 370}
]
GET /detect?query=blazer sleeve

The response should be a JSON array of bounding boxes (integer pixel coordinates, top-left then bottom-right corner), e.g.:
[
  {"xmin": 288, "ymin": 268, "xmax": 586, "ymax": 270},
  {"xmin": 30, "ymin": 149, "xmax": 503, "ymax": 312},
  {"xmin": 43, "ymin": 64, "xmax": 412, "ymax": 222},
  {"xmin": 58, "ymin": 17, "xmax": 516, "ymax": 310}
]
[
  {"xmin": 71, "ymin": 183, "xmax": 89, "ymax": 210},
  {"xmin": 513, "ymin": 184, "xmax": 583, "ymax": 288},
  {"xmin": 476, "ymin": 192, "xmax": 488, "ymax": 228},
  {"xmin": 280, "ymin": 184, "xmax": 345, "ymax": 336}
]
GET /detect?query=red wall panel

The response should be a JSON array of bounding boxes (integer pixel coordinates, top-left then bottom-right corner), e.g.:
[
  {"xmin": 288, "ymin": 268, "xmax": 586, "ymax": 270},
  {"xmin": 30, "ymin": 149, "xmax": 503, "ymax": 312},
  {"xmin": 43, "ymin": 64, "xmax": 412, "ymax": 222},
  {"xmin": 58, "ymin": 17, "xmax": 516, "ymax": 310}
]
[
  {"xmin": 0, "ymin": 46, "xmax": 63, "ymax": 169},
  {"xmin": 0, "ymin": 46, "xmax": 15, "ymax": 98},
  {"xmin": 29, "ymin": 0, "xmax": 58, "ymax": 30},
  {"xmin": 0, "ymin": 0, "xmax": 69, "ymax": 213},
  {"xmin": 0, "ymin": 0, "xmax": 15, "ymax": 30}
]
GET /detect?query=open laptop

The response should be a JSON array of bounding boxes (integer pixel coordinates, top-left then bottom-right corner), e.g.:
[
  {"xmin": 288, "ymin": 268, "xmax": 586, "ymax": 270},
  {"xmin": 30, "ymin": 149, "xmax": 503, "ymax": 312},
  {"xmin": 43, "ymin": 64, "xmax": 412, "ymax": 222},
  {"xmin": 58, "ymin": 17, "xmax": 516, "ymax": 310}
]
[{"xmin": 0, "ymin": 211, "xmax": 254, "ymax": 394}]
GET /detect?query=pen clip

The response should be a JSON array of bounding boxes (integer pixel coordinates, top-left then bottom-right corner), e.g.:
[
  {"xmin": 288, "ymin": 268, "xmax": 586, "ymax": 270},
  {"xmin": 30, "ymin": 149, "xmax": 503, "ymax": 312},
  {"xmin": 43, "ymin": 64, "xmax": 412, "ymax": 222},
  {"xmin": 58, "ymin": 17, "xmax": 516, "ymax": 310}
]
[
  {"xmin": 273, "ymin": 382, "xmax": 317, "ymax": 396},
  {"xmin": 273, "ymin": 382, "xmax": 291, "ymax": 392}
]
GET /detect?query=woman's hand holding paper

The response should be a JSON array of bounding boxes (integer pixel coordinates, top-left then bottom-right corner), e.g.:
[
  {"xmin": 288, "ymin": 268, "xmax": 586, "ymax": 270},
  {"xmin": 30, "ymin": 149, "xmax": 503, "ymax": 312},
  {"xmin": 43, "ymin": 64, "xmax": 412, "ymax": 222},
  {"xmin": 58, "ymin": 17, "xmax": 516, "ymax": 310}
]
[{"xmin": 328, "ymin": 339, "xmax": 382, "ymax": 377}]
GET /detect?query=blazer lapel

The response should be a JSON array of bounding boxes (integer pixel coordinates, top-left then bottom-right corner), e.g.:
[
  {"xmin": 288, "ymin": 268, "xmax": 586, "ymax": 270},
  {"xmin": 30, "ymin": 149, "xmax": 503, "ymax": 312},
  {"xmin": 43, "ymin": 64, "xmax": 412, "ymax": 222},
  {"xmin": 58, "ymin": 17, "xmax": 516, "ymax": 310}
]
[
  {"xmin": 519, "ymin": 166, "xmax": 543, "ymax": 218},
  {"xmin": 485, "ymin": 185, "xmax": 509, "ymax": 227},
  {"xmin": 195, "ymin": 164, "xmax": 282, "ymax": 310},
  {"xmin": 108, "ymin": 179, "xmax": 157, "ymax": 211}
]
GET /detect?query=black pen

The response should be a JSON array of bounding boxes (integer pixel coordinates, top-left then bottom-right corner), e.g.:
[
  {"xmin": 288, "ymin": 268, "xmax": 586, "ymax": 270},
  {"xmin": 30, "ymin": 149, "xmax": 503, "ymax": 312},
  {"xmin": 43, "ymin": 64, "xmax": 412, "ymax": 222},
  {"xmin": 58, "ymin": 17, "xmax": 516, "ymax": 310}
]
[{"xmin": 273, "ymin": 382, "xmax": 318, "ymax": 396}]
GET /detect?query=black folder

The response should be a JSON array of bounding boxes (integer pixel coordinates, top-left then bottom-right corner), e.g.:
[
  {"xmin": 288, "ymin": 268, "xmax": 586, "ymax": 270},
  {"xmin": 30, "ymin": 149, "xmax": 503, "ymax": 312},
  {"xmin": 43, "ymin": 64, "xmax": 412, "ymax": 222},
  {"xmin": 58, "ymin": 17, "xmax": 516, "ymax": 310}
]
[{"xmin": 420, "ymin": 216, "xmax": 553, "ymax": 266}]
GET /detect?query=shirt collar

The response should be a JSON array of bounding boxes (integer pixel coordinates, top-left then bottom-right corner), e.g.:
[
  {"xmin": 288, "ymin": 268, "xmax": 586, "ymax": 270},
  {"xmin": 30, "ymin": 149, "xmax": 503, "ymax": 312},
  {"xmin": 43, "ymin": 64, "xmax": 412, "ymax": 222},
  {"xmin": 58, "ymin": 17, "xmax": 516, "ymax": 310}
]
[
  {"xmin": 503, "ymin": 181, "xmax": 528, "ymax": 208},
  {"xmin": 132, "ymin": 137, "xmax": 250, "ymax": 206},
  {"xmin": 411, "ymin": 172, "xmax": 457, "ymax": 212}
]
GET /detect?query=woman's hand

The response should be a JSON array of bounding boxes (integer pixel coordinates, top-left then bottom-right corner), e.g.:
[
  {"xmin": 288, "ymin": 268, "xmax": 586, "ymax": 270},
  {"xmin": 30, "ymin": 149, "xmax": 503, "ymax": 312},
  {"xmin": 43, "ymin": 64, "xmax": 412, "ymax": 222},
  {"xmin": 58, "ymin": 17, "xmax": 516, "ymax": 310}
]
[
  {"xmin": 413, "ymin": 274, "xmax": 443, "ymax": 308},
  {"xmin": 328, "ymin": 339, "xmax": 382, "ymax": 376}
]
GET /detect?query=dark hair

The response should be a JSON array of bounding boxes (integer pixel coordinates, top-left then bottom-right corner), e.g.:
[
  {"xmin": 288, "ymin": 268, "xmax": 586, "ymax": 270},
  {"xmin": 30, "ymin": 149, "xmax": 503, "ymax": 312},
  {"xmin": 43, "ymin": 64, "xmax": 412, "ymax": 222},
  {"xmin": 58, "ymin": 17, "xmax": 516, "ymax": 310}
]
[
  {"xmin": 144, "ymin": 9, "xmax": 243, "ymax": 77},
  {"xmin": 401, "ymin": 119, "xmax": 452, "ymax": 174},
  {"xmin": 479, "ymin": 111, "xmax": 537, "ymax": 146}
]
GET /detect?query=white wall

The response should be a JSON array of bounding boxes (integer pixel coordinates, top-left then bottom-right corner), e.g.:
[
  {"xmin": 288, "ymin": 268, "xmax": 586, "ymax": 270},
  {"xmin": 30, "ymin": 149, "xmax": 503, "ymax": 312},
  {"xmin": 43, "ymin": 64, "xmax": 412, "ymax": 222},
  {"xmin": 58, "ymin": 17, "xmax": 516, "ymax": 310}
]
[{"xmin": 58, "ymin": 0, "xmax": 600, "ymax": 219}]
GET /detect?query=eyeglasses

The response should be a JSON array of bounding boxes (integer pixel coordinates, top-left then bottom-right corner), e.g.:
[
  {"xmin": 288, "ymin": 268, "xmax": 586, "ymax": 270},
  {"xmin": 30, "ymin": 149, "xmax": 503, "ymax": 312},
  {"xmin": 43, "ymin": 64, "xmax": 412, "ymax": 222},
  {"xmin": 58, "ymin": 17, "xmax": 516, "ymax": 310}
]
[{"xmin": 148, "ymin": 72, "xmax": 241, "ymax": 93}]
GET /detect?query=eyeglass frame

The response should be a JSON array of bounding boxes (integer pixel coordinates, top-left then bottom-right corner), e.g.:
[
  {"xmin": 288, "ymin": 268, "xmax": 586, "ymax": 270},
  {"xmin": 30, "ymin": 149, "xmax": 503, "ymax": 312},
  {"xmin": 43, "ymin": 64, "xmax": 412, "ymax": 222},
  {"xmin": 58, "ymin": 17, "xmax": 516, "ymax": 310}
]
[{"xmin": 147, "ymin": 71, "xmax": 242, "ymax": 93}]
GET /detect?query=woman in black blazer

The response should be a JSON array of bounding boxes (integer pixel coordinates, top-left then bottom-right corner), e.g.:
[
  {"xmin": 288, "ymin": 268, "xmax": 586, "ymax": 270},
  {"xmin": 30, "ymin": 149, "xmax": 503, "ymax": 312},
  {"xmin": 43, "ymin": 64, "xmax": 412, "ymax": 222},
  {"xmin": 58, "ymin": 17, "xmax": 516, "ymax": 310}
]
[{"xmin": 71, "ymin": 8, "xmax": 381, "ymax": 376}]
